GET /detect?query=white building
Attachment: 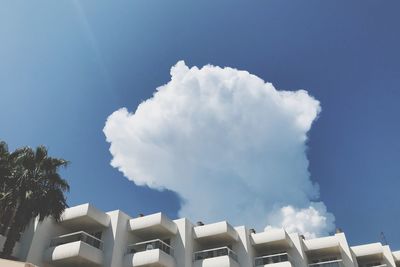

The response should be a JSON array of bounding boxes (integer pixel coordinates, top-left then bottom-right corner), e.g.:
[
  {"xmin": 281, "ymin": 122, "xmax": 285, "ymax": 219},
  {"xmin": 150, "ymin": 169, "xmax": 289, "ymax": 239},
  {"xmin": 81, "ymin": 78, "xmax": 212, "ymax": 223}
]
[{"xmin": 2, "ymin": 203, "xmax": 399, "ymax": 267}]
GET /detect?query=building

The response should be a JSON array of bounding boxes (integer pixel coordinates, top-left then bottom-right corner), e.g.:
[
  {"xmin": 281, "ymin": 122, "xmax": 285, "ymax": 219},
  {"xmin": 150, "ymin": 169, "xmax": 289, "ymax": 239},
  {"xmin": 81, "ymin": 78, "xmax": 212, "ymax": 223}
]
[{"xmin": 1, "ymin": 203, "xmax": 399, "ymax": 267}]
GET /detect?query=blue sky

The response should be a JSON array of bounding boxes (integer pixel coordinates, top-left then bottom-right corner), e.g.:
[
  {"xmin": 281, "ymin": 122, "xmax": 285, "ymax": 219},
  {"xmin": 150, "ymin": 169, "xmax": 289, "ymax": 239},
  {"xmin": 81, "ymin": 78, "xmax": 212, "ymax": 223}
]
[{"xmin": 1, "ymin": 0, "xmax": 400, "ymax": 247}]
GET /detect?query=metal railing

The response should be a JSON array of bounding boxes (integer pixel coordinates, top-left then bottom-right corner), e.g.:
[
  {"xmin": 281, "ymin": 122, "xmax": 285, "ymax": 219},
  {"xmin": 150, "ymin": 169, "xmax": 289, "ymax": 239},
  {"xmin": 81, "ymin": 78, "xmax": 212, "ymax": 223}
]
[
  {"xmin": 309, "ymin": 259, "xmax": 343, "ymax": 267},
  {"xmin": 255, "ymin": 252, "xmax": 290, "ymax": 266},
  {"xmin": 193, "ymin": 246, "xmax": 238, "ymax": 262},
  {"xmin": 127, "ymin": 239, "xmax": 174, "ymax": 256},
  {"xmin": 49, "ymin": 231, "xmax": 103, "ymax": 250}
]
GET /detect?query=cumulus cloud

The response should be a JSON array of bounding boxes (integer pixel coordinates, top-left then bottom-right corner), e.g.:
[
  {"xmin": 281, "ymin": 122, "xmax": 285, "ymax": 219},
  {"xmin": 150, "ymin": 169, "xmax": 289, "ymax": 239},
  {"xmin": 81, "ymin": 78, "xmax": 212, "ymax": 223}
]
[
  {"xmin": 103, "ymin": 61, "xmax": 335, "ymax": 236},
  {"xmin": 266, "ymin": 203, "xmax": 335, "ymax": 239}
]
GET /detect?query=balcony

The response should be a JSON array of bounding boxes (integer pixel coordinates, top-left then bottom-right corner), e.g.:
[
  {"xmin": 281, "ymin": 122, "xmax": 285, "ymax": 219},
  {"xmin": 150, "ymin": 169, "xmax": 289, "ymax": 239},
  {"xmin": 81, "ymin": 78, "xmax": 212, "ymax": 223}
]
[
  {"xmin": 194, "ymin": 221, "xmax": 239, "ymax": 246},
  {"xmin": 125, "ymin": 239, "xmax": 175, "ymax": 267},
  {"xmin": 129, "ymin": 213, "xmax": 177, "ymax": 240},
  {"xmin": 60, "ymin": 203, "xmax": 110, "ymax": 231},
  {"xmin": 45, "ymin": 231, "xmax": 103, "ymax": 266},
  {"xmin": 251, "ymin": 229, "xmax": 292, "ymax": 251},
  {"xmin": 309, "ymin": 259, "xmax": 343, "ymax": 267},
  {"xmin": 255, "ymin": 252, "xmax": 292, "ymax": 267},
  {"xmin": 193, "ymin": 247, "xmax": 239, "ymax": 267},
  {"xmin": 393, "ymin": 250, "xmax": 400, "ymax": 262},
  {"xmin": 304, "ymin": 236, "xmax": 341, "ymax": 258},
  {"xmin": 351, "ymin": 243, "xmax": 384, "ymax": 263}
]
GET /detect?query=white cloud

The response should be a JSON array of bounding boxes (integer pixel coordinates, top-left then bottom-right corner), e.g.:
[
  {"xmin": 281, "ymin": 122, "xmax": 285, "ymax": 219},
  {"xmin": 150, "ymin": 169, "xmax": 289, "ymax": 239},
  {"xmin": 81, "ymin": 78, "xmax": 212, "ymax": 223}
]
[
  {"xmin": 103, "ymin": 61, "xmax": 335, "ymax": 236},
  {"xmin": 266, "ymin": 202, "xmax": 335, "ymax": 239}
]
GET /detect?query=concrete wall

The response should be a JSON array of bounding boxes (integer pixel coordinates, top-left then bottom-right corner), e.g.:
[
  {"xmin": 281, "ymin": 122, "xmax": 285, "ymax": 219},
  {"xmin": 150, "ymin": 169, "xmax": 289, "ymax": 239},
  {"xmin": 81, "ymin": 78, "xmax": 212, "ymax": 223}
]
[
  {"xmin": 289, "ymin": 233, "xmax": 308, "ymax": 267},
  {"xmin": 105, "ymin": 210, "xmax": 131, "ymax": 267},
  {"xmin": 25, "ymin": 217, "xmax": 65, "ymax": 267}
]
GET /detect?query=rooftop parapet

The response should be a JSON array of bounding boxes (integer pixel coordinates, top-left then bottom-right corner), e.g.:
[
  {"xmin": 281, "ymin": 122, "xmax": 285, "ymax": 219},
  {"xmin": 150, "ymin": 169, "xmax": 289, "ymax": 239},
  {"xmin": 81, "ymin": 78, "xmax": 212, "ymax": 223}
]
[
  {"xmin": 392, "ymin": 250, "xmax": 400, "ymax": 262},
  {"xmin": 351, "ymin": 243, "xmax": 384, "ymax": 262},
  {"xmin": 193, "ymin": 221, "xmax": 239, "ymax": 245},
  {"xmin": 129, "ymin": 212, "xmax": 178, "ymax": 239},
  {"xmin": 60, "ymin": 203, "xmax": 110, "ymax": 231},
  {"xmin": 251, "ymin": 228, "xmax": 293, "ymax": 251},
  {"xmin": 303, "ymin": 235, "xmax": 342, "ymax": 257}
]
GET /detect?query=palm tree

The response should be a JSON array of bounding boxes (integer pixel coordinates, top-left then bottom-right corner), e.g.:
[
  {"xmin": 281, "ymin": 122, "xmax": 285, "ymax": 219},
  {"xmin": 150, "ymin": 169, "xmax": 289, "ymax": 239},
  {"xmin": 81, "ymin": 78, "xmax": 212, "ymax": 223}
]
[
  {"xmin": 0, "ymin": 142, "xmax": 69, "ymax": 258},
  {"xmin": 0, "ymin": 141, "xmax": 18, "ymax": 235}
]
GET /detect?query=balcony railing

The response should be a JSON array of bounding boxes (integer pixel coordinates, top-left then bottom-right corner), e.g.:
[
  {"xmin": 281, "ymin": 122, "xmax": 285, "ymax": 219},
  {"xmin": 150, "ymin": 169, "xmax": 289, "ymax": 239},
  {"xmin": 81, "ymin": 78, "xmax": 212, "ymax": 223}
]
[
  {"xmin": 255, "ymin": 252, "xmax": 290, "ymax": 266},
  {"xmin": 193, "ymin": 246, "xmax": 238, "ymax": 262},
  {"xmin": 127, "ymin": 239, "xmax": 174, "ymax": 256},
  {"xmin": 50, "ymin": 231, "xmax": 103, "ymax": 250},
  {"xmin": 309, "ymin": 259, "xmax": 343, "ymax": 267}
]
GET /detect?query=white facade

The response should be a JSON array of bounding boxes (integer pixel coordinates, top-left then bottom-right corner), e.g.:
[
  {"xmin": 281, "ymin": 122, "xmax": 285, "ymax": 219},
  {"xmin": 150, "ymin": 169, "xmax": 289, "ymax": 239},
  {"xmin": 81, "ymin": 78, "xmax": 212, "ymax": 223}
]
[{"xmin": 4, "ymin": 203, "xmax": 400, "ymax": 267}]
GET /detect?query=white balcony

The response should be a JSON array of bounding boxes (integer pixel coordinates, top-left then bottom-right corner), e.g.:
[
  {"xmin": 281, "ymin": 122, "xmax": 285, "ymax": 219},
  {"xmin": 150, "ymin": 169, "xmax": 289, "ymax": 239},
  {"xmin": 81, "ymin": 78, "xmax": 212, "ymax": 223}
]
[
  {"xmin": 60, "ymin": 203, "xmax": 110, "ymax": 231},
  {"xmin": 303, "ymin": 236, "xmax": 341, "ymax": 257},
  {"xmin": 125, "ymin": 239, "xmax": 175, "ymax": 267},
  {"xmin": 129, "ymin": 213, "xmax": 177, "ymax": 239},
  {"xmin": 194, "ymin": 221, "xmax": 239, "ymax": 245},
  {"xmin": 251, "ymin": 229, "xmax": 292, "ymax": 251},
  {"xmin": 193, "ymin": 247, "xmax": 239, "ymax": 267},
  {"xmin": 351, "ymin": 243, "xmax": 384, "ymax": 262},
  {"xmin": 255, "ymin": 252, "xmax": 292, "ymax": 267},
  {"xmin": 392, "ymin": 251, "xmax": 400, "ymax": 262},
  {"xmin": 45, "ymin": 231, "xmax": 103, "ymax": 266}
]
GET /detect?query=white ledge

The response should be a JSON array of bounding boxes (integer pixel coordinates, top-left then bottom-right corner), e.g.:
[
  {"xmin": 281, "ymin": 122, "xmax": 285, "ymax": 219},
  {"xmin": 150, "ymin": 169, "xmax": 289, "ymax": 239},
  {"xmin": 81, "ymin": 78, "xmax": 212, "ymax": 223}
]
[
  {"xmin": 392, "ymin": 250, "xmax": 400, "ymax": 262},
  {"xmin": 129, "ymin": 212, "xmax": 177, "ymax": 239},
  {"xmin": 251, "ymin": 228, "xmax": 292, "ymax": 249},
  {"xmin": 194, "ymin": 221, "xmax": 239, "ymax": 244},
  {"xmin": 60, "ymin": 203, "xmax": 110, "ymax": 230},
  {"xmin": 45, "ymin": 241, "xmax": 103, "ymax": 265},
  {"xmin": 351, "ymin": 243, "xmax": 383, "ymax": 258},
  {"xmin": 194, "ymin": 255, "xmax": 239, "ymax": 267},
  {"xmin": 303, "ymin": 236, "xmax": 340, "ymax": 252},
  {"xmin": 125, "ymin": 249, "xmax": 175, "ymax": 267}
]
